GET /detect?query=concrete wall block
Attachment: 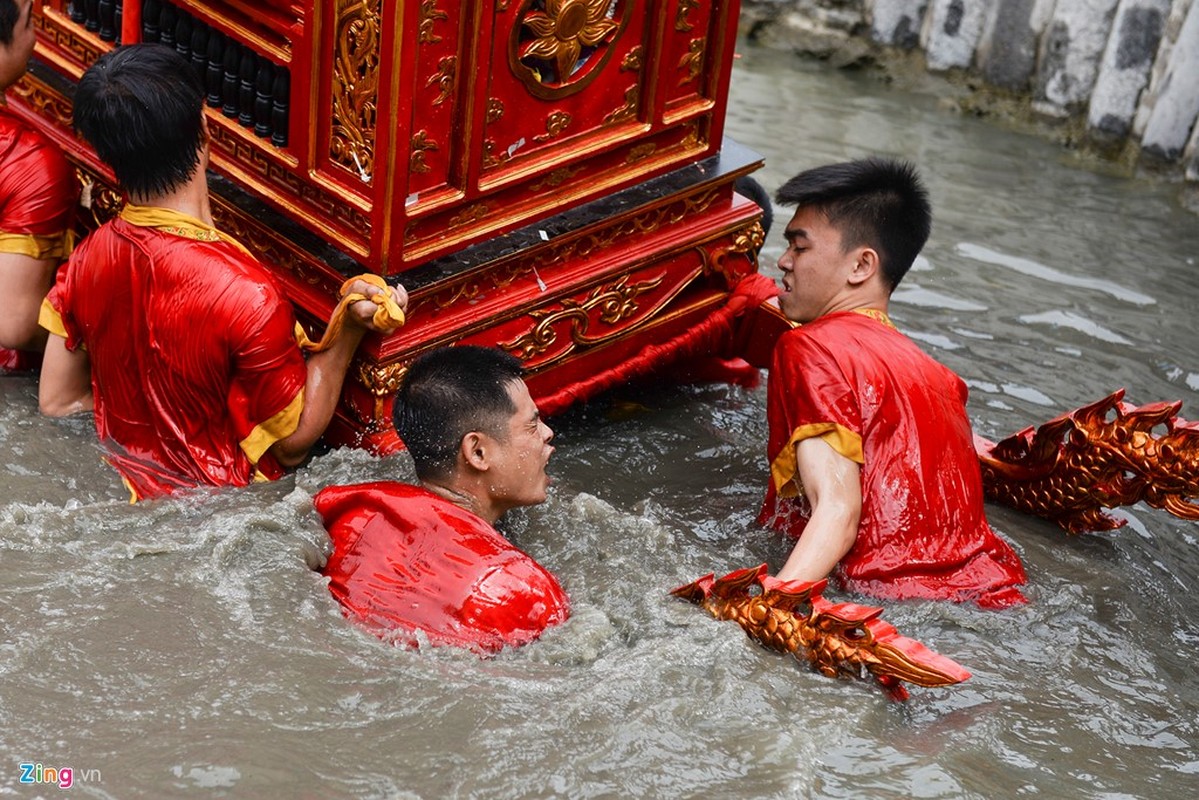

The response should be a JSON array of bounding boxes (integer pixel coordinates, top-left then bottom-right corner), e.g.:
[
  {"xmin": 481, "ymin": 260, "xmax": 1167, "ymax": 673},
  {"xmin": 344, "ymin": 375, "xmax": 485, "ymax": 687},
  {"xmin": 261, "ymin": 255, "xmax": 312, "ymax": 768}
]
[
  {"xmin": 1140, "ymin": 0, "xmax": 1199, "ymax": 157},
  {"xmin": 1087, "ymin": 0, "xmax": 1172, "ymax": 137},
  {"xmin": 1132, "ymin": 0, "xmax": 1195, "ymax": 136},
  {"xmin": 922, "ymin": 0, "xmax": 997, "ymax": 70},
  {"xmin": 871, "ymin": 0, "xmax": 931, "ymax": 47},
  {"xmin": 1034, "ymin": 0, "xmax": 1121, "ymax": 112},
  {"xmin": 977, "ymin": 0, "xmax": 1043, "ymax": 90}
]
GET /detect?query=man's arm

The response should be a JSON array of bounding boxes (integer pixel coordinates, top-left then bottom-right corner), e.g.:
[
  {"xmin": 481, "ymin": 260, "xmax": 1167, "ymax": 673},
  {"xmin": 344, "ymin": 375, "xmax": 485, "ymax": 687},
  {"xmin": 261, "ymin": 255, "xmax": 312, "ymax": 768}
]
[
  {"xmin": 0, "ymin": 253, "xmax": 55, "ymax": 351},
  {"xmin": 38, "ymin": 333, "xmax": 94, "ymax": 416},
  {"xmin": 270, "ymin": 280, "xmax": 407, "ymax": 468},
  {"xmin": 774, "ymin": 436, "xmax": 861, "ymax": 583}
]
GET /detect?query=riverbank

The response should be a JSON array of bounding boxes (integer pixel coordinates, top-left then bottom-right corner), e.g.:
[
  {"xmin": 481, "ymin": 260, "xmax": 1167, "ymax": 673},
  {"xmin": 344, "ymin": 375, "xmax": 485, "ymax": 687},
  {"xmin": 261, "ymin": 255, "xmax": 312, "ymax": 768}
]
[{"xmin": 741, "ymin": 0, "xmax": 1199, "ymax": 212}]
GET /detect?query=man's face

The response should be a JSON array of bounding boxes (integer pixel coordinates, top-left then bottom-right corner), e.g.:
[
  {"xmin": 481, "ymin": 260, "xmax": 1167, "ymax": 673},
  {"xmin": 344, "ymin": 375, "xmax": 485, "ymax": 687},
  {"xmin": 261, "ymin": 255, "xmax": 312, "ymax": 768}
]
[
  {"xmin": 776, "ymin": 206, "xmax": 858, "ymax": 324},
  {"xmin": 0, "ymin": 0, "xmax": 35, "ymax": 86},
  {"xmin": 485, "ymin": 379, "xmax": 555, "ymax": 514}
]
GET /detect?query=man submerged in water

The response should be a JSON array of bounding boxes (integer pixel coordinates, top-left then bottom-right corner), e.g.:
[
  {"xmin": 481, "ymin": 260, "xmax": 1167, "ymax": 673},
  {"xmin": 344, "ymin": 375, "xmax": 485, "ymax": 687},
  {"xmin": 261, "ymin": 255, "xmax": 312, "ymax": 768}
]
[
  {"xmin": 758, "ymin": 157, "xmax": 1027, "ymax": 608},
  {"xmin": 315, "ymin": 345, "xmax": 569, "ymax": 652}
]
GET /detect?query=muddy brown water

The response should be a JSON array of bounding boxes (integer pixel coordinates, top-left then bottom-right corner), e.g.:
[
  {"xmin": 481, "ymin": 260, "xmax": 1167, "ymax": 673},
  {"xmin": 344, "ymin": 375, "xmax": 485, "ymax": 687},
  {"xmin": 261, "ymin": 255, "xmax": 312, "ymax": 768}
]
[{"xmin": 2, "ymin": 44, "xmax": 1197, "ymax": 799}]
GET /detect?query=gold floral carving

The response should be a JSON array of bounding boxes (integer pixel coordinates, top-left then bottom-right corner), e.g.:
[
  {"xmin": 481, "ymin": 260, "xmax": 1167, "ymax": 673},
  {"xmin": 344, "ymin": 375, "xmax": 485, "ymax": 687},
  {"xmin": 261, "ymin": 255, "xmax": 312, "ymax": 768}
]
[
  {"xmin": 503, "ymin": 275, "xmax": 665, "ymax": 360},
  {"xmin": 675, "ymin": 0, "xmax": 699, "ymax": 32},
  {"xmin": 419, "ymin": 0, "xmax": 449, "ymax": 44},
  {"xmin": 409, "ymin": 130, "xmax": 438, "ymax": 174},
  {"xmin": 519, "ymin": 0, "xmax": 620, "ymax": 83},
  {"xmin": 331, "ymin": 0, "xmax": 382, "ymax": 183},
  {"xmin": 533, "ymin": 111, "xmax": 572, "ymax": 142},
  {"xmin": 426, "ymin": 56, "xmax": 457, "ymax": 105},
  {"xmin": 621, "ymin": 45, "xmax": 643, "ymax": 71},
  {"xmin": 486, "ymin": 98, "xmax": 505, "ymax": 124},
  {"xmin": 678, "ymin": 37, "xmax": 706, "ymax": 85},
  {"xmin": 602, "ymin": 84, "xmax": 639, "ymax": 125}
]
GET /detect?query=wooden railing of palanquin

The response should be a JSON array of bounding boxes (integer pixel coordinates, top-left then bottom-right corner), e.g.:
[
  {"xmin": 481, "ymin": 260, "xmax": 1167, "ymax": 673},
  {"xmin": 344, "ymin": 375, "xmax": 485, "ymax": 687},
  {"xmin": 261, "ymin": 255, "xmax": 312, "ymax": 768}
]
[{"xmin": 19, "ymin": 1, "xmax": 767, "ymax": 450}]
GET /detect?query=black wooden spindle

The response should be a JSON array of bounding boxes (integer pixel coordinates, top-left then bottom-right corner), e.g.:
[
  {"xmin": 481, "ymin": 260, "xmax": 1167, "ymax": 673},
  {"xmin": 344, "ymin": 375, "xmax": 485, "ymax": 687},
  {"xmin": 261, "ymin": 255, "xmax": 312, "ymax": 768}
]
[
  {"xmin": 238, "ymin": 51, "xmax": 257, "ymax": 127},
  {"xmin": 158, "ymin": 4, "xmax": 176, "ymax": 48},
  {"xmin": 84, "ymin": 0, "xmax": 100, "ymax": 32},
  {"xmin": 142, "ymin": 0, "xmax": 161, "ymax": 43},
  {"xmin": 206, "ymin": 32, "xmax": 225, "ymax": 108},
  {"xmin": 190, "ymin": 25, "xmax": 208, "ymax": 77},
  {"xmin": 174, "ymin": 14, "xmax": 191, "ymax": 60},
  {"xmin": 98, "ymin": 0, "xmax": 116, "ymax": 41},
  {"xmin": 222, "ymin": 42, "xmax": 241, "ymax": 118},
  {"xmin": 270, "ymin": 69, "xmax": 289, "ymax": 147},
  {"xmin": 254, "ymin": 61, "xmax": 274, "ymax": 138}
]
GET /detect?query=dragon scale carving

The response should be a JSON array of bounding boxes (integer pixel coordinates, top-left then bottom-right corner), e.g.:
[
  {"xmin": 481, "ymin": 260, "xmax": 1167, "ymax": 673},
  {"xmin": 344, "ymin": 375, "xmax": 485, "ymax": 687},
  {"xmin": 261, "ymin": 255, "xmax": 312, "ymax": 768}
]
[{"xmin": 672, "ymin": 565, "xmax": 971, "ymax": 701}]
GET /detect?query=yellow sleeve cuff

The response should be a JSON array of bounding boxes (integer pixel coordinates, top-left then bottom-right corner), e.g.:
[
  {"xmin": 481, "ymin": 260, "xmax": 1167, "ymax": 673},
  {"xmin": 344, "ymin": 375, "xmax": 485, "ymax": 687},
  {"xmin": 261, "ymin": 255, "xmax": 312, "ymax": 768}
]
[
  {"xmin": 770, "ymin": 422, "xmax": 864, "ymax": 498},
  {"xmin": 238, "ymin": 389, "xmax": 304, "ymax": 466},
  {"xmin": 0, "ymin": 230, "xmax": 75, "ymax": 259},
  {"xmin": 38, "ymin": 297, "xmax": 68, "ymax": 338}
]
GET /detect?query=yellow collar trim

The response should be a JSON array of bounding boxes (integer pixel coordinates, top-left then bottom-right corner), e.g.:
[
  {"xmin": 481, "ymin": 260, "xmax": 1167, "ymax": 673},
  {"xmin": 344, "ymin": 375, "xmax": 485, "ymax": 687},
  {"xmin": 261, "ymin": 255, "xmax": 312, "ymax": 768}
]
[
  {"xmin": 119, "ymin": 205, "xmax": 251, "ymax": 256},
  {"xmin": 851, "ymin": 307, "xmax": 895, "ymax": 329}
]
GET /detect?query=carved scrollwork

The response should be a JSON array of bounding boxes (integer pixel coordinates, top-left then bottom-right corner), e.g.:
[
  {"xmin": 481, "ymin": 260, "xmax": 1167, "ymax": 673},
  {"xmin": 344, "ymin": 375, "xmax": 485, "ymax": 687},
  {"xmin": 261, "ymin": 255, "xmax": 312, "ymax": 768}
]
[
  {"xmin": 410, "ymin": 130, "xmax": 439, "ymax": 174},
  {"xmin": 331, "ymin": 0, "xmax": 382, "ymax": 183},
  {"xmin": 486, "ymin": 98, "xmax": 505, "ymax": 124},
  {"xmin": 419, "ymin": 0, "xmax": 449, "ymax": 44},
  {"xmin": 621, "ymin": 45, "xmax": 643, "ymax": 71},
  {"xmin": 602, "ymin": 84, "xmax": 639, "ymax": 125},
  {"xmin": 426, "ymin": 57, "xmax": 457, "ymax": 105},
  {"xmin": 675, "ymin": 0, "xmax": 699, "ymax": 32},
  {"xmin": 533, "ymin": 111, "xmax": 572, "ymax": 142},
  {"xmin": 502, "ymin": 274, "xmax": 664, "ymax": 361},
  {"xmin": 678, "ymin": 37, "xmax": 706, "ymax": 85}
]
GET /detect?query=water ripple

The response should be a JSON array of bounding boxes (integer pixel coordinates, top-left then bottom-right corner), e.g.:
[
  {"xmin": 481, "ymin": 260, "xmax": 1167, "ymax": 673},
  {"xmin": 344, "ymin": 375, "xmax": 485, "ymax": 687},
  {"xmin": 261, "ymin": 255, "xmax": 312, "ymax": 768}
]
[{"xmin": 957, "ymin": 242, "xmax": 1157, "ymax": 306}]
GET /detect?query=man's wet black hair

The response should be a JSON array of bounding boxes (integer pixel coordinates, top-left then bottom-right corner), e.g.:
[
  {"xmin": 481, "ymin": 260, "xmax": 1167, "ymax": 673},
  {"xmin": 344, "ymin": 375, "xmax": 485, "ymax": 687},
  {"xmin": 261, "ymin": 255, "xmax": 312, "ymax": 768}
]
[
  {"xmin": 0, "ymin": 1, "xmax": 19, "ymax": 46},
  {"xmin": 394, "ymin": 346, "xmax": 526, "ymax": 482},
  {"xmin": 775, "ymin": 158, "xmax": 931, "ymax": 290},
  {"xmin": 73, "ymin": 44, "xmax": 206, "ymax": 199}
]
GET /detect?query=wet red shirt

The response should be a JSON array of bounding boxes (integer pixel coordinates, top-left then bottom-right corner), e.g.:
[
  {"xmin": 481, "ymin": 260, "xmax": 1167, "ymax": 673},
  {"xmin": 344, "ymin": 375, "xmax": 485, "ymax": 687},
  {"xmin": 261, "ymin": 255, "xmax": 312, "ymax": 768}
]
[
  {"xmin": 43, "ymin": 208, "xmax": 306, "ymax": 500},
  {"xmin": 0, "ymin": 105, "xmax": 78, "ymax": 371},
  {"xmin": 317, "ymin": 482, "xmax": 570, "ymax": 652},
  {"xmin": 759, "ymin": 310, "xmax": 1027, "ymax": 608}
]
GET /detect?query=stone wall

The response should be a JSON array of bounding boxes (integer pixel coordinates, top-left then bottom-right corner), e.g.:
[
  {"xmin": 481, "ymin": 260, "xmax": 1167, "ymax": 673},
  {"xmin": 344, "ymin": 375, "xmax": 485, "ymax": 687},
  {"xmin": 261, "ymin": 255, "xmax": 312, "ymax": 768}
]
[{"xmin": 741, "ymin": 0, "xmax": 1199, "ymax": 184}]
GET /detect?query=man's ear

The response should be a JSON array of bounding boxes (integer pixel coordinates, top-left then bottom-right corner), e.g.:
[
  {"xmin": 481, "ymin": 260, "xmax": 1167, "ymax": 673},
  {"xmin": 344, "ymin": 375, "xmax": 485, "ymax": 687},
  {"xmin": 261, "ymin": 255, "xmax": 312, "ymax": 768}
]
[
  {"xmin": 847, "ymin": 246, "xmax": 880, "ymax": 286},
  {"xmin": 460, "ymin": 431, "xmax": 490, "ymax": 472}
]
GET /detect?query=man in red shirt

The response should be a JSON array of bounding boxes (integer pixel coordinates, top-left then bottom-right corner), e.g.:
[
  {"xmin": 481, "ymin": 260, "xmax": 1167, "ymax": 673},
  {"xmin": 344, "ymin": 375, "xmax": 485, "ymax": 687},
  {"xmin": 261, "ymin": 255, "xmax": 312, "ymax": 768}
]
[
  {"xmin": 759, "ymin": 158, "xmax": 1026, "ymax": 608},
  {"xmin": 38, "ymin": 44, "xmax": 405, "ymax": 500},
  {"xmin": 0, "ymin": 0, "xmax": 79, "ymax": 371},
  {"xmin": 317, "ymin": 346, "xmax": 568, "ymax": 651}
]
